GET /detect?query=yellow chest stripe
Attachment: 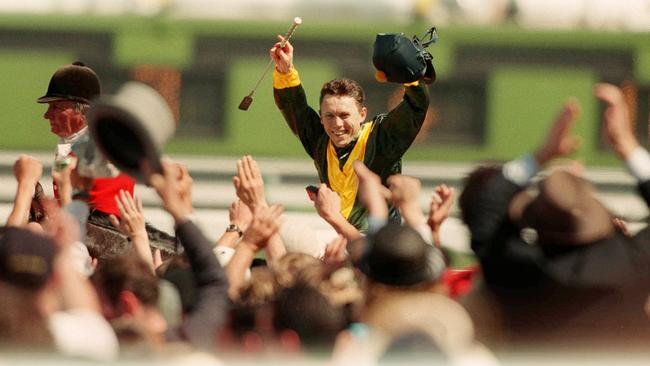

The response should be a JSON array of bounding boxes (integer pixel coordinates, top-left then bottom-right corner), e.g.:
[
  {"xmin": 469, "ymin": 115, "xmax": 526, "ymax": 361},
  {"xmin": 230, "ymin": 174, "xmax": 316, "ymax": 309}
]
[{"xmin": 327, "ymin": 123, "xmax": 374, "ymax": 219}]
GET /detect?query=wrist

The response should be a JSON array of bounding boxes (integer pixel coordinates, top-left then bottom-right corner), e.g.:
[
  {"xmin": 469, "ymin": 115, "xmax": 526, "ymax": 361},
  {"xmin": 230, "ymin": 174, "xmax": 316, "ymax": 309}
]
[
  {"xmin": 131, "ymin": 231, "xmax": 149, "ymax": 242},
  {"xmin": 17, "ymin": 181, "xmax": 37, "ymax": 196},
  {"xmin": 404, "ymin": 212, "xmax": 427, "ymax": 227},
  {"xmin": 225, "ymin": 223, "xmax": 244, "ymax": 238},
  {"xmin": 533, "ymin": 149, "xmax": 550, "ymax": 166},
  {"xmin": 616, "ymin": 140, "xmax": 641, "ymax": 160},
  {"xmin": 248, "ymin": 201, "xmax": 269, "ymax": 209},
  {"xmin": 172, "ymin": 210, "xmax": 196, "ymax": 226},
  {"xmin": 238, "ymin": 239, "xmax": 260, "ymax": 254},
  {"xmin": 326, "ymin": 213, "xmax": 348, "ymax": 229},
  {"xmin": 367, "ymin": 205, "xmax": 389, "ymax": 219}
]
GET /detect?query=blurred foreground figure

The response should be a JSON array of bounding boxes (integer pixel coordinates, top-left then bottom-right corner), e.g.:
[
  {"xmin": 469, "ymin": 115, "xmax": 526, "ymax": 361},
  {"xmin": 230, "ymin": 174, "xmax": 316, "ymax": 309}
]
[
  {"xmin": 459, "ymin": 90, "xmax": 650, "ymax": 351},
  {"xmin": 0, "ymin": 223, "xmax": 118, "ymax": 360}
]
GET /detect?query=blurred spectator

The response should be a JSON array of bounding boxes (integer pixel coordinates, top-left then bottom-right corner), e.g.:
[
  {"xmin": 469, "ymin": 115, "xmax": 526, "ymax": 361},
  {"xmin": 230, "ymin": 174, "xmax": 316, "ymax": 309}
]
[
  {"xmin": 459, "ymin": 92, "xmax": 650, "ymax": 349},
  {"xmin": 0, "ymin": 221, "xmax": 119, "ymax": 360}
]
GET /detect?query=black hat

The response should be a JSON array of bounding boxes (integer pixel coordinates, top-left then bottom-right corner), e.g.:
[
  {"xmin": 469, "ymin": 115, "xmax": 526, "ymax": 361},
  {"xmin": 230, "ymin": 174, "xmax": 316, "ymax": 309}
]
[
  {"xmin": 0, "ymin": 227, "xmax": 56, "ymax": 290},
  {"xmin": 509, "ymin": 170, "xmax": 614, "ymax": 246},
  {"xmin": 373, "ymin": 27, "xmax": 437, "ymax": 84},
  {"xmin": 37, "ymin": 61, "xmax": 101, "ymax": 104},
  {"xmin": 355, "ymin": 222, "xmax": 446, "ymax": 287}
]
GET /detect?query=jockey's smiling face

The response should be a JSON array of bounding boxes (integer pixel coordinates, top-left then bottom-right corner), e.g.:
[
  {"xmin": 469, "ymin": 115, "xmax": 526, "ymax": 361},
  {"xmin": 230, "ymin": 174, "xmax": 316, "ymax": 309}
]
[{"xmin": 320, "ymin": 95, "xmax": 367, "ymax": 148}]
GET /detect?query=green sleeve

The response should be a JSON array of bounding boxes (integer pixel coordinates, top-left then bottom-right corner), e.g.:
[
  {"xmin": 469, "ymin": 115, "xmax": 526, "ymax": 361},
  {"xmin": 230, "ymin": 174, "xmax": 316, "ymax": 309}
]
[
  {"xmin": 273, "ymin": 85, "xmax": 324, "ymax": 160},
  {"xmin": 373, "ymin": 82, "xmax": 429, "ymax": 163}
]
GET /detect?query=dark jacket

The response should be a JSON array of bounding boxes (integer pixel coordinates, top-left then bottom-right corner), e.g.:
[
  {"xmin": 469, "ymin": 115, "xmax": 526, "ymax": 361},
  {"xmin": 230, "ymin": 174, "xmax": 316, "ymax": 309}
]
[
  {"xmin": 166, "ymin": 220, "xmax": 229, "ymax": 351},
  {"xmin": 274, "ymin": 82, "xmax": 429, "ymax": 231},
  {"xmin": 462, "ymin": 171, "xmax": 650, "ymax": 349}
]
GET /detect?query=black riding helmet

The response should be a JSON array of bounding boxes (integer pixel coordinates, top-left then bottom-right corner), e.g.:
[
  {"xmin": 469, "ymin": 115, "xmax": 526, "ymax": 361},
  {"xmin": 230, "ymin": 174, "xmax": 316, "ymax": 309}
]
[
  {"xmin": 373, "ymin": 27, "xmax": 438, "ymax": 84},
  {"xmin": 37, "ymin": 61, "xmax": 101, "ymax": 104}
]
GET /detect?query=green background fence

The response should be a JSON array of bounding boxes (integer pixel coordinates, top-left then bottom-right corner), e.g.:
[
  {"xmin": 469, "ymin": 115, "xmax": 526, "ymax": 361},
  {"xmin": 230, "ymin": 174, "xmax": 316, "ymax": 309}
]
[{"xmin": 1, "ymin": 14, "xmax": 649, "ymax": 165}]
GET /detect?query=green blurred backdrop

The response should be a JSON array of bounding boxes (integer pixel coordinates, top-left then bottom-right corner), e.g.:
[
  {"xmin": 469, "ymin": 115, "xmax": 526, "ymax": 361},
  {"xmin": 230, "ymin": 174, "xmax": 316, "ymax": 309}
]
[{"xmin": 1, "ymin": 14, "xmax": 649, "ymax": 165}]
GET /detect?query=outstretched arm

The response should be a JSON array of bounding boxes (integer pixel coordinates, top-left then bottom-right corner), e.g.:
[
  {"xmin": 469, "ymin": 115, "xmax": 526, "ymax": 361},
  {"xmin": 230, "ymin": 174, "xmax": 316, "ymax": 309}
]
[
  {"xmin": 313, "ymin": 183, "xmax": 363, "ymax": 242},
  {"xmin": 109, "ymin": 190, "xmax": 153, "ymax": 272},
  {"xmin": 7, "ymin": 155, "xmax": 43, "ymax": 227},
  {"xmin": 270, "ymin": 35, "xmax": 294, "ymax": 74},
  {"xmin": 354, "ymin": 161, "xmax": 391, "ymax": 234},
  {"xmin": 149, "ymin": 159, "xmax": 229, "ymax": 351},
  {"xmin": 427, "ymin": 184, "xmax": 456, "ymax": 247},
  {"xmin": 271, "ymin": 37, "xmax": 323, "ymax": 157},
  {"xmin": 226, "ymin": 204, "xmax": 284, "ymax": 300},
  {"xmin": 375, "ymin": 83, "xmax": 430, "ymax": 162},
  {"xmin": 232, "ymin": 155, "xmax": 287, "ymax": 262},
  {"xmin": 469, "ymin": 98, "xmax": 581, "ymax": 246},
  {"xmin": 595, "ymin": 83, "xmax": 650, "ymax": 206},
  {"xmin": 215, "ymin": 199, "xmax": 252, "ymax": 249}
]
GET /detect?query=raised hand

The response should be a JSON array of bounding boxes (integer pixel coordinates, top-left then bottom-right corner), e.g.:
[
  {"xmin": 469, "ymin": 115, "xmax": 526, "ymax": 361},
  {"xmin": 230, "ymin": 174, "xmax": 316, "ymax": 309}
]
[
  {"xmin": 232, "ymin": 155, "xmax": 267, "ymax": 209},
  {"xmin": 388, "ymin": 174, "xmax": 426, "ymax": 228},
  {"xmin": 229, "ymin": 199, "xmax": 253, "ymax": 233},
  {"xmin": 7, "ymin": 155, "xmax": 45, "ymax": 227},
  {"xmin": 314, "ymin": 184, "xmax": 342, "ymax": 222},
  {"xmin": 534, "ymin": 98, "xmax": 581, "ymax": 165},
  {"xmin": 321, "ymin": 235, "xmax": 348, "ymax": 265},
  {"xmin": 52, "ymin": 157, "xmax": 77, "ymax": 206},
  {"xmin": 353, "ymin": 161, "xmax": 391, "ymax": 219},
  {"xmin": 40, "ymin": 197, "xmax": 81, "ymax": 249},
  {"xmin": 148, "ymin": 158, "xmax": 194, "ymax": 223},
  {"xmin": 269, "ymin": 35, "xmax": 294, "ymax": 74},
  {"xmin": 313, "ymin": 184, "xmax": 362, "ymax": 241},
  {"xmin": 14, "ymin": 154, "xmax": 43, "ymax": 185},
  {"xmin": 109, "ymin": 190, "xmax": 148, "ymax": 242},
  {"xmin": 387, "ymin": 174, "xmax": 421, "ymax": 208},
  {"xmin": 109, "ymin": 190, "xmax": 153, "ymax": 271},
  {"xmin": 595, "ymin": 83, "xmax": 640, "ymax": 160},
  {"xmin": 428, "ymin": 184, "xmax": 456, "ymax": 246},
  {"xmin": 240, "ymin": 204, "xmax": 284, "ymax": 251}
]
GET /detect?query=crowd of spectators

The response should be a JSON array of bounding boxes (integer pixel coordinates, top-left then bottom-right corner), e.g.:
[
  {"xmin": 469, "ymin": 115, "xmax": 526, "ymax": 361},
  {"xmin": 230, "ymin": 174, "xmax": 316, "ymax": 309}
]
[{"xmin": 1, "ymin": 60, "xmax": 649, "ymax": 365}]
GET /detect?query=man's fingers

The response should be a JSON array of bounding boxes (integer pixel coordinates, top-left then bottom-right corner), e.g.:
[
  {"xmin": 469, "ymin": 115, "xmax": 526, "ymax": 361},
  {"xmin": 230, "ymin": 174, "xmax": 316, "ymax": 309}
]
[
  {"xmin": 379, "ymin": 185, "xmax": 392, "ymax": 200},
  {"xmin": 124, "ymin": 190, "xmax": 137, "ymax": 213},
  {"xmin": 353, "ymin": 160, "xmax": 371, "ymax": 180},
  {"xmin": 114, "ymin": 194, "xmax": 129, "ymax": 218},
  {"xmin": 232, "ymin": 176, "xmax": 241, "ymax": 190},
  {"xmin": 249, "ymin": 156, "xmax": 262, "ymax": 180},
  {"xmin": 148, "ymin": 173, "xmax": 165, "ymax": 194},
  {"xmin": 440, "ymin": 187, "xmax": 456, "ymax": 210},
  {"xmin": 119, "ymin": 190, "xmax": 134, "ymax": 212},
  {"xmin": 562, "ymin": 136, "xmax": 582, "ymax": 154},
  {"xmin": 554, "ymin": 98, "xmax": 581, "ymax": 134},
  {"xmin": 236, "ymin": 158, "xmax": 247, "ymax": 184},
  {"xmin": 108, "ymin": 214, "xmax": 120, "ymax": 230},
  {"xmin": 269, "ymin": 204, "xmax": 284, "ymax": 217},
  {"xmin": 429, "ymin": 198, "xmax": 440, "ymax": 213},
  {"xmin": 242, "ymin": 155, "xmax": 254, "ymax": 182},
  {"xmin": 135, "ymin": 194, "xmax": 144, "ymax": 213},
  {"xmin": 153, "ymin": 249, "xmax": 162, "ymax": 269},
  {"xmin": 595, "ymin": 83, "xmax": 624, "ymax": 106}
]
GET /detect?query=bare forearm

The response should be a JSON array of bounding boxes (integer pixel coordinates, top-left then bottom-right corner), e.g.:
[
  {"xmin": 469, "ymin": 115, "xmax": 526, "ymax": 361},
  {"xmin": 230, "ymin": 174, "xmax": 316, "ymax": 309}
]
[
  {"xmin": 131, "ymin": 234, "xmax": 154, "ymax": 273},
  {"xmin": 327, "ymin": 214, "xmax": 363, "ymax": 242},
  {"xmin": 56, "ymin": 250, "xmax": 102, "ymax": 313},
  {"xmin": 225, "ymin": 242, "xmax": 256, "ymax": 300},
  {"xmin": 400, "ymin": 202, "xmax": 427, "ymax": 229},
  {"xmin": 265, "ymin": 233, "xmax": 287, "ymax": 262},
  {"xmin": 215, "ymin": 231, "xmax": 240, "ymax": 249},
  {"xmin": 7, "ymin": 182, "xmax": 36, "ymax": 227}
]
